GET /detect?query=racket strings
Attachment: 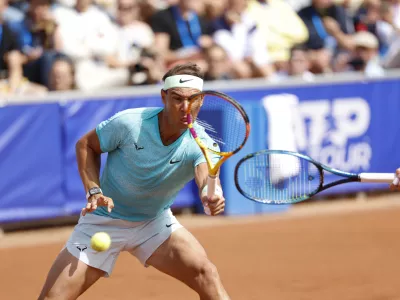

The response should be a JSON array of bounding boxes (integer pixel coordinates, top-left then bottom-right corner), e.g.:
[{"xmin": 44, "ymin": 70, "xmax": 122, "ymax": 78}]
[
  {"xmin": 237, "ymin": 153, "xmax": 321, "ymax": 203},
  {"xmin": 194, "ymin": 94, "xmax": 247, "ymax": 153}
]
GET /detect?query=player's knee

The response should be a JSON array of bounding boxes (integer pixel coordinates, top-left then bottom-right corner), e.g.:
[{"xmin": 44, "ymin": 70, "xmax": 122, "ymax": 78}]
[
  {"xmin": 38, "ymin": 286, "xmax": 71, "ymax": 300},
  {"xmin": 196, "ymin": 259, "xmax": 220, "ymax": 286}
]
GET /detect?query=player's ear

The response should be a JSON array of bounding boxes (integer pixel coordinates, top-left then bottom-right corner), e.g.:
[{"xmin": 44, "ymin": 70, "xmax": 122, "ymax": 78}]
[{"xmin": 161, "ymin": 89, "xmax": 167, "ymax": 105}]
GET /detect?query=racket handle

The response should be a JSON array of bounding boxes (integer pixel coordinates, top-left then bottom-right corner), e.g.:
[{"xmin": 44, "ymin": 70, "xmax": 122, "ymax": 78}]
[
  {"xmin": 203, "ymin": 176, "xmax": 217, "ymax": 216},
  {"xmin": 359, "ymin": 173, "xmax": 395, "ymax": 183},
  {"xmin": 207, "ymin": 176, "xmax": 217, "ymax": 198}
]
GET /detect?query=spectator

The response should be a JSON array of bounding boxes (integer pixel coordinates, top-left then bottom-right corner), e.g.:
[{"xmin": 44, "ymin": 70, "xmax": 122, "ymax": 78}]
[
  {"xmin": 105, "ymin": 0, "xmax": 155, "ymax": 85},
  {"xmin": 376, "ymin": 1, "xmax": 398, "ymax": 56},
  {"xmin": 150, "ymin": 0, "xmax": 212, "ymax": 67},
  {"xmin": 53, "ymin": 0, "xmax": 124, "ymax": 90},
  {"xmin": 298, "ymin": 0, "xmax": 355, "ymax": 73},
  {"xmin": 203, "ymin": 0, "xmax": 227, "ymax": 22},
  {"xmin": 2, "ymin": 0, "xmax": 24, "ymax": 22},
  {"xmin": 348, "ymin": 31, "xmax": 384, "ymax": 76},
  {"xmin": 129, "ymin": 47, "xmax": 166, "ymax": 85},
  {"xmin": 270, "ymin": 44, "xmax": 315, "ymax": 82},
  {"xmin": 211, "ymin": 0, "xmax": 275, "ymax": 79},
  {"xmin": 10, "ymin": 0, "xmax": 62, "ymax": 87},
  {"xmin": 0, "ymin": 0, "xmax": 47, "ymax": 96},
  {"xmin": 334, "ymin": 0, "xmax": 364, "ymax": 16},
  {"xmin": 203, "ymin": 43, "xmax": 233, "ymax": 81},
  {"xmin": 48, "ymin": 55, "xmax": 75, "ymax": 91},
  {"xmin": 0, "ymin": 0, "xmax": 23, "ymax": 94},
  {"xmin": 379, "ymin": 1, "xmax": 400, "ymax": 68},
  {"xmin": 138, "ymin": 0, "xmax": 164, "ymax": 24},
  {"xmin": 387, "ymin": 0, "xmax": 400, "ymax": 29},
  {"xmin": 353, "ymin": 0, "xmax": 382, "ymax": 43},
  {"xmin": 247, "ymin": 0, "xmax": 309, "ymax": 72}
]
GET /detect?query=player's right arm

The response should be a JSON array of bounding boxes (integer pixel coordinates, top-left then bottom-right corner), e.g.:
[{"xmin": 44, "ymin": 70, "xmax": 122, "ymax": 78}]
[
  {"xmin": 76, "ymin": 129, "xmax": 114, "ymax": 216},
  {"xmin": 390, "ymin": 168, "xmax": 400, "ymax": 191}
]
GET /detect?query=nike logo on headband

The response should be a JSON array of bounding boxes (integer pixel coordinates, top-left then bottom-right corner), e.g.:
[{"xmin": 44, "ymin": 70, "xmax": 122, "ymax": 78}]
[{"xmin": 179, "ymin": 78, "xmax": 193, "ymax": 83}]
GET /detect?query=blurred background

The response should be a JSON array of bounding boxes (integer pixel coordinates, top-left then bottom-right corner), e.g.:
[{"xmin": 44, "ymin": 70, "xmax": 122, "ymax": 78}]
[
  {"xmin": 2, "ymin": 2, "xmax": 400, "ymax": 299},
  {"xmin": 1, "ymin": 0, "xmax": 400, "ymax": 229}
]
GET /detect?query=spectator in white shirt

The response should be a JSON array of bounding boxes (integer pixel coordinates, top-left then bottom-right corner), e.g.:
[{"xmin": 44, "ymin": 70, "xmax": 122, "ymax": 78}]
[
  {"xmin": 106, "ymin": 0, "xmax": 166, "ymax": 86},
  {"xmin": 210, "ymin": 0, "xmax": 275, "ymax": 79},
  {"xmin": 106, "ymin": 0, "xmax": 154, "ymax": 71},
  {"xmin": 53, "ymin": 0, "xmax": 125, "ymax": 90}
]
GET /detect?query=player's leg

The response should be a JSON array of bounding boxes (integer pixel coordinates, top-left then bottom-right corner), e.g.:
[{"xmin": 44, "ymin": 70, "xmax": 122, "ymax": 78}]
[
  {"xmin": 38, "ymin": 214, "xmax": 123, "ymax": 299},
  {"xmin": 146, "ymin": 227, "xmax": 230, "ymax": 300},
  {"xmin": 37, "ymin": 248, "xmax": 105, "ymax": 300}
]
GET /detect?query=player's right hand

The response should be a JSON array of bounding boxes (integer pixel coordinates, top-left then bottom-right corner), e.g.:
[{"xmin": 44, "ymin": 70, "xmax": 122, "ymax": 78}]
[
  {"xmin": 82, "ymin": 194, "xmax": 114, "ymax": 216},
  {"xmin": 389, "ymin": 168, "xmax": 400, "ymax": 191}
]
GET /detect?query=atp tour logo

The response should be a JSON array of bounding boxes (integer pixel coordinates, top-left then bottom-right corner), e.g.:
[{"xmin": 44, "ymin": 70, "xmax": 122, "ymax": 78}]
[{"xmin": 263, "ymin": 94, "xmax": 372, "ymax": 172}]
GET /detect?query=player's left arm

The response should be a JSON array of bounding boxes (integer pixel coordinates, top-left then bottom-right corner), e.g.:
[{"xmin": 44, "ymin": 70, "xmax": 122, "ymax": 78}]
[{"xmin": 194, "ymin": 163, "xmax": 225, "ymax": 216}]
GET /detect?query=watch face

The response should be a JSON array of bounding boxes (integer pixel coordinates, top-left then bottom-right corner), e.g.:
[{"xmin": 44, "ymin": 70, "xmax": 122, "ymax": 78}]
[{"xmin": 89, "ymin": 187, "xmax": 101, "ymax": 195}]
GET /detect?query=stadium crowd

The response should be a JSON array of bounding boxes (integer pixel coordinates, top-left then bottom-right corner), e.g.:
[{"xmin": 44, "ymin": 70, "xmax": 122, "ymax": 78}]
[{"xmin": 1, "ymin": 0, "xmax": 400, "ymax": 96}]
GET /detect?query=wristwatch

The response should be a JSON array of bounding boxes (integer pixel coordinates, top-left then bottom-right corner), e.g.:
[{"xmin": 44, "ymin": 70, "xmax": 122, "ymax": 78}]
[{"xmin": 86, "ymin": 187, "xmax": 103, "ymax": 200}]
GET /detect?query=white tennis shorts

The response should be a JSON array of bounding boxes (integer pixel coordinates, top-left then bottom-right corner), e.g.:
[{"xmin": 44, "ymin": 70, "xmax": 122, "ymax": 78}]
[{"xmin": 65, "ymin": 209, "xmax": 182, "ymax": 277}]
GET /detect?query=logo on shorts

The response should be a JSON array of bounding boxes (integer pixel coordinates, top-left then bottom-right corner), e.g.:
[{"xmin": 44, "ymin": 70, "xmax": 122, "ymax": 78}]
[
  {"xmin": 77, "ymin": 245, "xmax": 87, "ymax": 252},
  {"xmin": 166, "ymin": 223, "xmax": 175, "ymax": 228}
]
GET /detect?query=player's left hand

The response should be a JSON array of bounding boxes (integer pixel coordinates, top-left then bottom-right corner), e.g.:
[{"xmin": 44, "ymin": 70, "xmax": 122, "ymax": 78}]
[
  {"xmin": 202, "ymin": 194, "xmax": 225, "ymax": 216},
  {"xmin": 389, "ymin": 168, "xmax": 400, "ymax": 191}
]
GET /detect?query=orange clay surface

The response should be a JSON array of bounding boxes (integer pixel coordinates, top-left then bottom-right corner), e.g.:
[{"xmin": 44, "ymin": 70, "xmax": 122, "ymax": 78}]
[{"xmin": 1, "ymin": 194, "xmax": 400, "ymax": 300}]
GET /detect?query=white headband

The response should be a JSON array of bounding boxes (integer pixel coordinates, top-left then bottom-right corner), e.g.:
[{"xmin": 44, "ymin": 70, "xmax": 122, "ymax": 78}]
[{"xmin": 163, "ymin": 75, "xmax": 203, "ymax": 91}]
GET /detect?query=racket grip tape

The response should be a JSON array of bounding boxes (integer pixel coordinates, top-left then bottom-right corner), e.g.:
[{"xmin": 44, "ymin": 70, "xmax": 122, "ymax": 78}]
[
  {"xmin": 207, "ymin": 176, "xmax": 217, "ymax": 199},
  {"xmin": 201, "ymin": 176, "xmax": 223, "ymax": 215},
  {"xmin": 359, "ymin": 173, "xmax": 396, "ymax": 183}
]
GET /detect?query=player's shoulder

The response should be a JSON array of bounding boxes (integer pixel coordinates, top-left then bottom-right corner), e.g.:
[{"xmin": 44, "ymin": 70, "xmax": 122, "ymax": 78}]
[
  {"xmin": 98, "ymin": 107, "xmax": 162, "ymax": 132},
  {"xmin": 109, "ymin": 107, "xmax": 162, "ymax": 122}
]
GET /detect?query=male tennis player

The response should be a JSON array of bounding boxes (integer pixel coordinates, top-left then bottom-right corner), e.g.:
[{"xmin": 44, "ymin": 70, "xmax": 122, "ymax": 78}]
[{"xmin": 38, "ymin": 62, "xmax": 230, "ymax": 300}]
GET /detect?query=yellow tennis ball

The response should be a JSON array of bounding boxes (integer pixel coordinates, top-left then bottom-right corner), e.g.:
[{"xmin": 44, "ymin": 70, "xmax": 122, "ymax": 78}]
[{"xmin": 91, "ymin": 232, "xmax": 111, "ymax": 252}]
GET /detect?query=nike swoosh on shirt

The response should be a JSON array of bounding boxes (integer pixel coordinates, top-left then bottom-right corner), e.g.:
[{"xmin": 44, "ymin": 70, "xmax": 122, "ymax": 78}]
[{"xmin": 170, "ymin": 159, "xmax": 181, "ymax": 164}]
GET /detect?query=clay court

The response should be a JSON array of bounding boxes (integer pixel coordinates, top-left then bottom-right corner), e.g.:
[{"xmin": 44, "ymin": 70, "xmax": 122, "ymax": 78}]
[{"xmin": 1, "ymin": 194, "xmax": 400, "ymax": 300}]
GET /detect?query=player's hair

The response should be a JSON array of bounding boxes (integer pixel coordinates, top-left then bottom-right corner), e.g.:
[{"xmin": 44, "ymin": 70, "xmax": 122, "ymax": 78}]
[{"xmin": 162, "ymin": 62, "xmax": 204, "ymax": 80}]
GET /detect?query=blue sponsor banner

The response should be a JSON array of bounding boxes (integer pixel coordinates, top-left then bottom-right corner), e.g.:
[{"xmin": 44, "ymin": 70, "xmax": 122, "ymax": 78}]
[
  {"xmin": 227, "ymin": 79, "xmax": 400, "ymax": 197},
  {"xmin": 0, "ymin": 103, "xmax": 64, "ymax": 223},
  {"xmin": 1, "ymin": 78, "xmax": 400, "ymax": 223}
]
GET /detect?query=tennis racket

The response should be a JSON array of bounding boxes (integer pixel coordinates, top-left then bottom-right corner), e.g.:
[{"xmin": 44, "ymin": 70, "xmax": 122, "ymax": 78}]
[
  {"xmin": 234, "ymin": 150, "xmax": 396, "ymax": 204},
  {"xmin": 187, "ymin": 91, "xmax": 250, "ymax": 213}
]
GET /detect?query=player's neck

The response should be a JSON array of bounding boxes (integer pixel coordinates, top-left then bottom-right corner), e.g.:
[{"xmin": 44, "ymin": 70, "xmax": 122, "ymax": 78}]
[{"xmin": 158, "ymin": 112, "xmax": 186, "ymax": 146}]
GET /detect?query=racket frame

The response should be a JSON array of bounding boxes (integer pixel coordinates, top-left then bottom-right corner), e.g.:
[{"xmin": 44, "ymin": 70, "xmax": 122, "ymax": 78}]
[
  {"xmin": 187, "ymin": 90, "xmax": 250, "ymax": 177},
  {"xmin": 234, "ymin": 149, "xmax": 393, "ymax": 204},
  {"xmin": 187, "ymin": 90, "xmax": 250, "ymax": 201}
]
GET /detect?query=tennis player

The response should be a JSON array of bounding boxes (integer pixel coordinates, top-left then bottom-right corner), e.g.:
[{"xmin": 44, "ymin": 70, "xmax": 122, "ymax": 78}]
[{"xmin": 38, "ymin": 62, "xmax": 230, "ymax": 300}]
